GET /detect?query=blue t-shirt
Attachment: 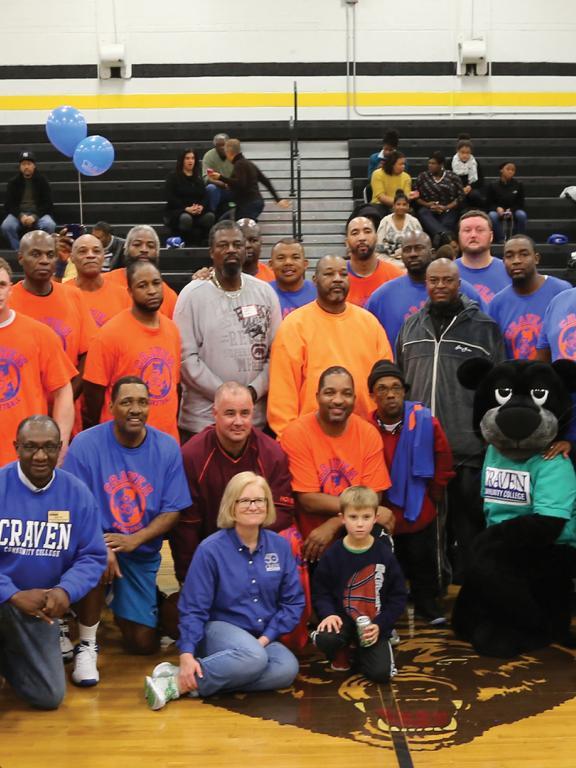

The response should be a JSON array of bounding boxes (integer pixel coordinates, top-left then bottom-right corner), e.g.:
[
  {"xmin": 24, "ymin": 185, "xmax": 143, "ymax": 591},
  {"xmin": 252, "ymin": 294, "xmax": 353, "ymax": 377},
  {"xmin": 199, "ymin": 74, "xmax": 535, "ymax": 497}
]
[
  {"xmin": 489, "ymin": 277, "xmax": 572, "ymax": 360},
  {"xmin": 63, "ymin": 422, "xmax": 192, "ymax": 555},
  {"xmin": 366, "ymin": 274, "xmax": 485, "ymax": 349},
  {"xmin": 270, "ymin": 280, "xmax": 317, "ymax": 319},
  {"xmin": 537, "ymin": 288, "xmax": 576, "ymax": 360},
  {"xmin": 456, "ymin": 257, "xmax": 511, "ymax": 305},
  {"xmin": 0, "ymin": 464, "xmax": 107, "ymax": 604}
]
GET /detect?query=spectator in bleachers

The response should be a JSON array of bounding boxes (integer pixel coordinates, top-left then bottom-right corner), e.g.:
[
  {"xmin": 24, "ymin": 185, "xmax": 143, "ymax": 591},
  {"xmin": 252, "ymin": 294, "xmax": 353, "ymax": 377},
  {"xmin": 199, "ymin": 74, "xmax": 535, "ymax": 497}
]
[
  {"xmin": 396, "ymin": 258, "xmax": 505, "ymax": 579},
  {"xmin": 237, "ymin": 218, "xmax": 274, "ymax": 281},
  {"xmin": 367, "ymin": 129, "xmax": 400, "ymax": 181},
  {"xmin": 369, "ymin": 151, "xmax": 415, "ymax": 223},
  {"xmin": 451, "ymin": 138, "xmax": 485, "ymax": 210},
  {"xmin": 489, "ymin": 235, "xmax": 571, "ymax": 360},
  {"xmin": 82, "ymin": 260, "xmax": 181, "ymax": 442},
  {"xmin": 0, "ymin": 258, "xmax": 75, "ymax": 467},
  {"xmin": 63, "ymin": 234, "xmax": 130, "ymax": 328},
  {"xmin": 267, "ymin": 255, "xmax": 393, "ymax": 438},
  {"xmin": 1, "ymin": 151, "xmax": 56, "ymax": 251},
  {"xmin": 207, "ymin": 139, "xmax": 290, "ymax": 222},
  {"xmin": 105, "ymin": 225, "xmax": 178, "ymax": 318},
  {"xmin": 455, "ymin": 210, "xmax": 511, "ymax": 304},
  {"xmin": 201, "ymin": 132, "xmax": 234, "ymax": 214},
  {"xmin": 92, "ymin": 221, "xmax": 125, "ymax": 271},
  {"xmin": 174, "ymin": 220, "xmax": 281, "ymax": 441},
  {"xmin": 487, "ymin": 161, "xmax": 528, "ymax": 244},
  {"xmin": 280, "ymin": 366, "xmax": 393, "ymax": 561},
  {"xmin": 269, "ymin": 238, "xmax": 316, "ymax": 318},
  {"xmin": 366, "ymin": 231, "xmax": 485, "ymax": 349},
  {"xmin": 346, "ymin": 216, "xmax": 402, "ymax": 307},
  {"xmin": 415, "ymin": 152, "xmax": 465, "ymax": 244},
  {"xmin": 164, "ymin": 149, "xmax": 215, "ymax": 247},
  {"xmin": 170, "ymin": 381, "xmax": 295, "ymax": 582},
  {"xmin": 376, "ymin": 190, "xmax": 421, "ymax": 265}
]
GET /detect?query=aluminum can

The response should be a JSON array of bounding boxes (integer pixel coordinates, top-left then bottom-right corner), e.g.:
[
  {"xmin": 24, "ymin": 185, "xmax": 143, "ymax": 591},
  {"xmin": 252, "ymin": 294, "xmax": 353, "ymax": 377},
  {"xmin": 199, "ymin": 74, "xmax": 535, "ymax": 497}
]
[{"xmin": 356, "ymin": 615, "xmax": 375, "ymax": 647}]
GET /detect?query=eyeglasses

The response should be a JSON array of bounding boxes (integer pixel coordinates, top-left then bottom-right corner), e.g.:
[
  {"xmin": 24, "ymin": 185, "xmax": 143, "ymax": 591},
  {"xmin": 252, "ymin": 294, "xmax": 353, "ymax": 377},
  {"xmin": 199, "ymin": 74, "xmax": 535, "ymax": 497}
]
[
  {"xmin": 373, "ymin": 385, "xmax": 404, "ymax": 395},
  {"xmin": 236, "ymin": 497, "xmax": 267, "ymax": 509},
  {"xmin": 18, "ymin": 442, "xmax": 61, "ymax": 456}
]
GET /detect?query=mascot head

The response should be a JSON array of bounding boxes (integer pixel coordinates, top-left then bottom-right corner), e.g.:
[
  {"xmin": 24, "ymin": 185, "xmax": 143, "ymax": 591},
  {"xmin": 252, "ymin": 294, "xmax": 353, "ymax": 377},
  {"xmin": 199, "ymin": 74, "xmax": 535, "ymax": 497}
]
[{"xmin": 457, "ymin": 358, "xmax": 576, "ymax": 460}]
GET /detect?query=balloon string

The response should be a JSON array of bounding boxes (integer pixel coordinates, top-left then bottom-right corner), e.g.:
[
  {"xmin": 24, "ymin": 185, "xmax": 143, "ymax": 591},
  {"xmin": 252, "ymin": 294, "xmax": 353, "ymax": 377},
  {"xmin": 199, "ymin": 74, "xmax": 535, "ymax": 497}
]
[{"xmin": 78, "ymin": 171, "xmax": 84, "ymax": 226}]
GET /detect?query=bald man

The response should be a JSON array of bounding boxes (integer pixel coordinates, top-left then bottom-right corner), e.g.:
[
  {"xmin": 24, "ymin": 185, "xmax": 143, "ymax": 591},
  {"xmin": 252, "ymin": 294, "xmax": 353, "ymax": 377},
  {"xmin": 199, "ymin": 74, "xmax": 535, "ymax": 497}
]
[
  {"xmin": 237, "ymin": 218, "xmax": 274, "ymax": 281},
  {"xmin": 63, "ymin": 234, "xmax": 130, "ymax": 328},
  {"xmin": 268, "ymin": 254, "xmax": 393, "ymax": 437},
  {"xmin": 396, "ymin": 258, "xmax": 505, "ymax": 578}
]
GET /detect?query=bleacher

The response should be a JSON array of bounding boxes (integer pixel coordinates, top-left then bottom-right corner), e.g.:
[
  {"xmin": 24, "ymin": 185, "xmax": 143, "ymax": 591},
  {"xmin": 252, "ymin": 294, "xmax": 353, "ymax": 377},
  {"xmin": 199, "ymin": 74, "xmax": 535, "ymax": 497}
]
[{"xmin": 0, "ymin": 119, "xmax": 575, "ymax": 289}]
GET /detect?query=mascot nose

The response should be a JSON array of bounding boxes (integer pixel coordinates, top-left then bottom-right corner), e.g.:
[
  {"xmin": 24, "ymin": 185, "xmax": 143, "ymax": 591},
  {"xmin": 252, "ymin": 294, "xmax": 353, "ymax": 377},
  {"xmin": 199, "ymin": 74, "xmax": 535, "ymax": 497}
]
[{"xmin": 495, "ymin": 405, "xmax": 541, "ymax": 441}]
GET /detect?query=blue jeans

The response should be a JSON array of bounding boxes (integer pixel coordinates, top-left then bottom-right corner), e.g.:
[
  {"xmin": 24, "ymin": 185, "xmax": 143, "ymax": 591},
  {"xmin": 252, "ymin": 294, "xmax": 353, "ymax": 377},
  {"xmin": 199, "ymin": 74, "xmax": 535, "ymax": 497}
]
[
  {"xmin": 205, "ymin": 185, "xmax": 234, "ymax": 214},
  {"xmin": 0, "ymin": 602, "xmax": 65, "ymax": 709},
  {"xmin": 488, "ymin": 209, "xmax": 528, "ymax": 243},
  {"xmin": 192, "ymin": 621, "xmax": 299, "ymax": 697},
  {"xmin": 416, "ymin": 207, "xmax": 460, "ymax": 238},
  {"xmin": 1, "ymin": 213, "xmax": 56, "ymax": 250}
]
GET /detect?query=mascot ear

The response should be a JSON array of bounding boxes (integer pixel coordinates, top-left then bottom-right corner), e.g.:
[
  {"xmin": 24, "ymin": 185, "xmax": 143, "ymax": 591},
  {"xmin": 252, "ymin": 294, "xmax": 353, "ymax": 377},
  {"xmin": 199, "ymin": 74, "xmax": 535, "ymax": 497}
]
[
  {"xmin": 551, "ymin": 359, "xmax": 576, "ymax": 393},
  {"xmin": 457, "ymin": 357, "xmax": 494, "ymax": 390}
]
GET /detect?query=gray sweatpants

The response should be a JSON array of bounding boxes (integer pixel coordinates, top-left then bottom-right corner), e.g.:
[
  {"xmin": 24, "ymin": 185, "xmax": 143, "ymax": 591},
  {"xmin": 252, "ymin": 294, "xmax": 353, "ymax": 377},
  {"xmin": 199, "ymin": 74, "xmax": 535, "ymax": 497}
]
[{"xmin": 0, "ymin": 602, "xmax": 65, "ymax": 710}]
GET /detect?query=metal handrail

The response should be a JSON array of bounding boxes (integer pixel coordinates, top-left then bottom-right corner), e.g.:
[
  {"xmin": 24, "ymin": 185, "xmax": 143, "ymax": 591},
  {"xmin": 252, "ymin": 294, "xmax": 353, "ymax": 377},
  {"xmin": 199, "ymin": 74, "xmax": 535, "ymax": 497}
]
[{"xmin": 290, "ymin": 81, "xmax": 303, "ymax": 242}]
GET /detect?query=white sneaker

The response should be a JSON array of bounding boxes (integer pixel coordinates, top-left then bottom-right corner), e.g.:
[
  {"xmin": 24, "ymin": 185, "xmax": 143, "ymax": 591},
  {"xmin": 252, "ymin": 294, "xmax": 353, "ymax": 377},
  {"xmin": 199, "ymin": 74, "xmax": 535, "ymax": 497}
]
[
  {"xmin": 145, "ymin": 674, "xmax": 180, "ymax": 711},
  {"xmin": 72, "ymin": 641, "xmax": 99, "ymax": 687},
  {"xmin": 152, "ymin": 662, "xmax": 180, "ymax": 679},
  {"xmin": 390, "ymin": 628, "xmax": 401, "ymax": 646},
  {"xmin": 59, "ymin": 619, "xmax": 74, "ymax": 663}
]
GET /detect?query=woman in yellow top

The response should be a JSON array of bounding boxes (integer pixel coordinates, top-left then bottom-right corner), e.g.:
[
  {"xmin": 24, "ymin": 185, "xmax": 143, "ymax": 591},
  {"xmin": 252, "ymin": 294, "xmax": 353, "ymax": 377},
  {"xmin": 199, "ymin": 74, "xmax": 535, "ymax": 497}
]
[{"xmin": 370, "ymin": 151, "xmax": 418, "ymax": 215}]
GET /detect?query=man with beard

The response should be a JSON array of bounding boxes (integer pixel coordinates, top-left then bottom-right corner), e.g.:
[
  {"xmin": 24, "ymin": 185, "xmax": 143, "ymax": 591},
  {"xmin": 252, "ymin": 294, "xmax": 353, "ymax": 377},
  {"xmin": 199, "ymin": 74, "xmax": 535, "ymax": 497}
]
[
  {"xmin": 280, "ymin": 367, "xmax": 393, "ymax": 561},
  {"xmin": 83, "ymin": 261, "xmax": 181, "ymax": 441},
  {"xmin": 345, "ymin": 216, "xmax": 402, "ymax": 307},
  {"xmin": 104, "ymin": 225, "xmax": 178, "ymax": 319},
  {"xmin": 268, "ymin": 255, "xmax": 392, "ymax": 438},
  {"xmin": 396, "ymin": 258, "xmax": 505, "ymax": 578},
  {"xmin": 489, "ymin": 235, "xmax": 571, "ymax": 360},
  {"xmin": 456, "ymin": 211, "xmax": 510, "ymax": 305},
  {"xmin": 237, "ymin": 218, "xmax": 274, "ymax": 281},
  {"xmin": 174, "ymin": 221, "xmax": 281, "ymax": 441},
  {"xmin": 367, "ymin": 231, "xmax": 484, "ymax": 348}
]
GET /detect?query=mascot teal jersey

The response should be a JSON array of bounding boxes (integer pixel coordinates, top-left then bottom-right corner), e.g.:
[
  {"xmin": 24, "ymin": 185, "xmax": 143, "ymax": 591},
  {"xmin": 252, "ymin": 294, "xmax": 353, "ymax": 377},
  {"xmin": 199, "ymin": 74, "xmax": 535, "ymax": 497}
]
[{"xmin": 482, "ymin": 444, "xmax": 576, "ymax": 546}]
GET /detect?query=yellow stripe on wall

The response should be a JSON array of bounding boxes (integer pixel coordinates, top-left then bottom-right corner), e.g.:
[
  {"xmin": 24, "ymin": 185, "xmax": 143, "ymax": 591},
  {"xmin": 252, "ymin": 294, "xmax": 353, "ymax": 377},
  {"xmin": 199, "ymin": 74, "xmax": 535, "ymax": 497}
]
[{"xmin": 0, "ymin": 91, "xmax": 575, "ymax": 110}]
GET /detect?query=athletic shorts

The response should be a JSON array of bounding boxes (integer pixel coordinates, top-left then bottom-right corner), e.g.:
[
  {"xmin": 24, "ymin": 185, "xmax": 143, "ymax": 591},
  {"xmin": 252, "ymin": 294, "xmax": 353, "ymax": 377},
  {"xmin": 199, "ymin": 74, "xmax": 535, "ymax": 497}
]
[{"xmin": 108, "ymin": 551, "xmax": 161, "ymax": 628}]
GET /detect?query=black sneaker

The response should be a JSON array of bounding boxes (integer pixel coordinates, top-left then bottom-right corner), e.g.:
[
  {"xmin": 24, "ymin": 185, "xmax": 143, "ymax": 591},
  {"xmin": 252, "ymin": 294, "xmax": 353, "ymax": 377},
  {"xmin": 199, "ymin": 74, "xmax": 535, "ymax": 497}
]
[{"xmin": 414, "ymin": 598, "xmax": 446, "ymax": 626}]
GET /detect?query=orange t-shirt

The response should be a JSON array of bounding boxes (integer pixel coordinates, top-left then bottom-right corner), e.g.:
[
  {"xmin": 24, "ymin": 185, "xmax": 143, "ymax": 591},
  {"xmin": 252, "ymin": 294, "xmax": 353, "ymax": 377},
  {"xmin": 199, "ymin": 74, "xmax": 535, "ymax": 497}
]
[
  {"xmin": 64, "ymin": 279, "xmax": 131, "ymax": 330},
  {"xmin": 267, "ymin": 300, "xmax": 392, "ymax": 437},
  {"xmin": 104, "ymin": 268, "xmax": 178, "ymax": 319},
  {"xmin": 346, "ymin": 260, "xmax": 403, "ymax": 308},
  {"xmin": 83, "ymin": 309, "xmax": 181, "ymax": 441},
  {"xmin": 0, "ymin": 313, "xmax": 77, "ymax": 466},
  {"xmin": 280, "ymin": 412, "xmax": 391, "ymax": 538},
  {"xmin": 255, "ymin": 262, "xmax": 275, "ymax": 282},
  {"xmin": 10, "ymin": 281, "xmax": 95, "ymax": 366}
]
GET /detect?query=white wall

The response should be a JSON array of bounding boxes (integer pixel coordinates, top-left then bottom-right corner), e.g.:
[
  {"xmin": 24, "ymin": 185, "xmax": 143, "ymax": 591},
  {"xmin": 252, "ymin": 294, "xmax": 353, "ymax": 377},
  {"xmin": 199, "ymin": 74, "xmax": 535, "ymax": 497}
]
[{"xmin": 0, "ymin": 0, "xmax": 575, "ymax": 124}]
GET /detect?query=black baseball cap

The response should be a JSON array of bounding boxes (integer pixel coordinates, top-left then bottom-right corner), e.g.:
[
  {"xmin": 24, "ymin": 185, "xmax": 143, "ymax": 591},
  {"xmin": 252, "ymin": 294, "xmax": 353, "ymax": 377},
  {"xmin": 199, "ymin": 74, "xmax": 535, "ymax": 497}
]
[{"xmin": 18, "ymin": 151, "xmax": 36, "ymax": 163}]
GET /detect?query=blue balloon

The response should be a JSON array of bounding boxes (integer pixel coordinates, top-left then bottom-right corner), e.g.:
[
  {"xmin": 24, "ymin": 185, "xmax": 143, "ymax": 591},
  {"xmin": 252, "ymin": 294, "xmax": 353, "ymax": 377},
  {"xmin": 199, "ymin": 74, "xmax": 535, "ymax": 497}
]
[
  {"xmin": 73, "ymin": 135, "xmax": 115, "ymax": 177},
  {"xmin": 45, "ymin": 105, "xmax": 87, "ymax": 157}
]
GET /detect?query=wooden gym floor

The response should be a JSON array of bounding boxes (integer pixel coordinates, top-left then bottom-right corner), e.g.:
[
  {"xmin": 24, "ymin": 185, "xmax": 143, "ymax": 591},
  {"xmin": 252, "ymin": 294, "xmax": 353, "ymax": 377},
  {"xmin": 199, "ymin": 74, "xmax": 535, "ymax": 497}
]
[{"xmin": 2, "ymin": 549, "xmax": 575, "ymax": 768}]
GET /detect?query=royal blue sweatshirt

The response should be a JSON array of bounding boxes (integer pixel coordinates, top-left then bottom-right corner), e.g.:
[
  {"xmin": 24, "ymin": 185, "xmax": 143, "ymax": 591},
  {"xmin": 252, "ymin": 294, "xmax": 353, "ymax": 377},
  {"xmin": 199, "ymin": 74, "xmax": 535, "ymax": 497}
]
[
  {"xmin": 178, "ymin": 528, "xmax": 305, "ymax": 655},
  {"xmin": 0, "ymin": 463, "xmax": 107, "ymax": 604},
  {"xmin": 312, "ymin": 537, "xmax": 407, "ymax": 636}
]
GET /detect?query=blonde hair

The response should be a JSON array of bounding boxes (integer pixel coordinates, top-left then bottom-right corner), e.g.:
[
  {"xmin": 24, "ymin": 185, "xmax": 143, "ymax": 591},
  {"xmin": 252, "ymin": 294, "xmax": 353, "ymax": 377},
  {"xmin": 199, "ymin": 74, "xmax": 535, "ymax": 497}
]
[
  {"xmin": 339, "ymin": 485, "xmax": 379, "ymax": 514},
  {"xmin": 217, "ymin": 471, "xmax": 277, "ymax": 529}
]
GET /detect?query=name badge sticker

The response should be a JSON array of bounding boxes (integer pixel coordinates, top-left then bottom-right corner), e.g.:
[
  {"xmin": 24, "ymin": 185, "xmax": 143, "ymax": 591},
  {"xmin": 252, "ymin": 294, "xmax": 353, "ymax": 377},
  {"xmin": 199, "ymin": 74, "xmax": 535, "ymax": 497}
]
[
  {"xmin": 264, "ymin": 552, "xmax": 281, "ymax": 572},
  {"xmin": 241, "ymin": 304, "xmax": 258, "ymax": 319},
  {"xmin": 48, "ymin": 510, "xmax": 70, "ymax": 523}
]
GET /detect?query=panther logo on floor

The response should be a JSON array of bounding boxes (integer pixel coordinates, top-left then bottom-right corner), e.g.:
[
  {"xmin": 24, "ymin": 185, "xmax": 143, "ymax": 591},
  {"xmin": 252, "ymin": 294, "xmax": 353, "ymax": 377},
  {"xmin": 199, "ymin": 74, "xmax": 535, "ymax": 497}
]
[{"xmin": 211, "ymin": 626, "xmax": 575, "ymax": 750}]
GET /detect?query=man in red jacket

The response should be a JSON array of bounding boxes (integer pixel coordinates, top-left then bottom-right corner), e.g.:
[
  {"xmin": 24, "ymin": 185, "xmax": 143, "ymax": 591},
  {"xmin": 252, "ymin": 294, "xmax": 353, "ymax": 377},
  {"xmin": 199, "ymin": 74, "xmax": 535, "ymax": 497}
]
[
  {"xmin": 170, "ymin": 380, "xmax": 295, "ymax": 583},
  {"xmin": 368, "ymin": 360, "xmax": 454, "ymax": 625}
]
